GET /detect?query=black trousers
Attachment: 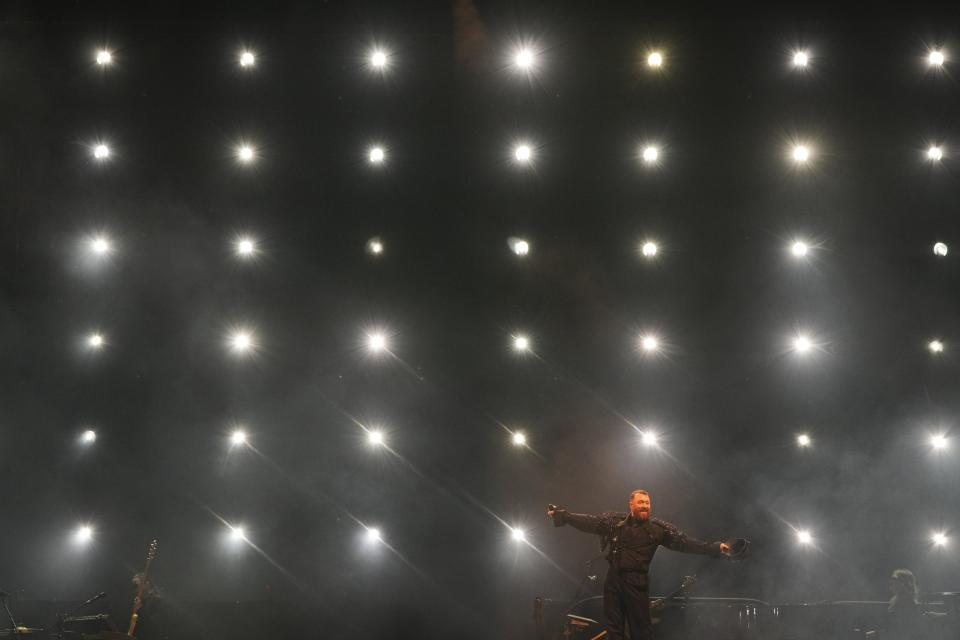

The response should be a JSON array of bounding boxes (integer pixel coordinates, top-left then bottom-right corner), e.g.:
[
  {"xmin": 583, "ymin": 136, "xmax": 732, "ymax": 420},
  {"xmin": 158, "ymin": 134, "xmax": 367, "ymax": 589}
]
[{"xmin": 603, "ymin": 571, "xmax": 651, "ymax": 640}]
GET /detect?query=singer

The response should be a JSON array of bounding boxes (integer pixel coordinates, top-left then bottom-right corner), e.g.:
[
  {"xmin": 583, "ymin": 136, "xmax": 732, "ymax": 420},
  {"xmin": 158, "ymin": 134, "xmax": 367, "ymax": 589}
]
[{"xmin": 547, "ymin": 490, "xmax": 738, "ymax": 640}]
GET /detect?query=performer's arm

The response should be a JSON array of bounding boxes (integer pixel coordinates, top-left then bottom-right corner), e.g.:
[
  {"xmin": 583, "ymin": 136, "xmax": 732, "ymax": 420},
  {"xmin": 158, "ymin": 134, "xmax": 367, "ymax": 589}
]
[
  {"xmin": 659, "ymin": 520, "xmax": 724, "ymax": 557},
  {"xmin": 547, "ymin": 505, "xmax": 610, "ymax": 535}
]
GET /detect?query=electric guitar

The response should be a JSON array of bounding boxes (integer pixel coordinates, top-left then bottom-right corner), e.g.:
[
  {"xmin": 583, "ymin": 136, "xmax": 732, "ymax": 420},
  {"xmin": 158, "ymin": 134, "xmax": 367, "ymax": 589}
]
[{"xmin": 126, "ymin": 540, "xmax": 158, "ymax": 637}]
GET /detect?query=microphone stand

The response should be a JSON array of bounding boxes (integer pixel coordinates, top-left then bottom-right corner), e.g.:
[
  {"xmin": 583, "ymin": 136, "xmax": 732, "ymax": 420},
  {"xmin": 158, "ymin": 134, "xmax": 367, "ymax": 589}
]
[
  {"xmin": 560, "ymin": 552, "xmax": 605, "ymax": 636},
  {"xmin": 55, "ymin": 592, "xmax": 106, "ymax": 640},
  {"xmin": 0, "ymin": 591, "xmax": 20, "ymax": 638}
]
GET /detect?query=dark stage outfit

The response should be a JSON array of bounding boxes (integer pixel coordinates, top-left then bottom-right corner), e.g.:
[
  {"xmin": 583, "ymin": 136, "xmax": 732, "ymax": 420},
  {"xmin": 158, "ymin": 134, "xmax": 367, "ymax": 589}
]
[
  {"xmin": 551, "ymin": 509, "xmax": 723, "ymax": 640},
  {"xmin": 883, "ymin": 597, "xmax": 939, "ymax": 640}
]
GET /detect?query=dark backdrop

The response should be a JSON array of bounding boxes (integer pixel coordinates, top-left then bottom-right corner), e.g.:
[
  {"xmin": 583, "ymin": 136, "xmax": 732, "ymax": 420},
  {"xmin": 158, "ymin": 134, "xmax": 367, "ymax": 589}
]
[{"xmin": 1, "ymin": 2, "xmax": 959, "ymax": 638}]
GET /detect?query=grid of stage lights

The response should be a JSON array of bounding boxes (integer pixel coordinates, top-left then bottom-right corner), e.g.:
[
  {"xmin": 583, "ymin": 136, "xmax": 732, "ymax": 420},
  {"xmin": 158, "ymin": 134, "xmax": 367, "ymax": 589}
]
[{"xmin": 42, "ymin": 34, "xmax": 959, "ymax": 573}]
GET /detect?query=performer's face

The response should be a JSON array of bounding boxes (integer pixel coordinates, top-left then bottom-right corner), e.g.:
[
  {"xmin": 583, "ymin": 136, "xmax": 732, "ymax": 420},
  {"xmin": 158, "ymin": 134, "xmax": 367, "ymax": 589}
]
[{"xmin": 629, "ymin": 492, "xmax": 651, "ymax": 520}]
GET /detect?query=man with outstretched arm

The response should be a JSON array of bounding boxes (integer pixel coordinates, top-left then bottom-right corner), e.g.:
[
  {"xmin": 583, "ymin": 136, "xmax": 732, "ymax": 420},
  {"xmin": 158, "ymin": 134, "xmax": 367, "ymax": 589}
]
[{"xmin": 548, "ymin": 489, "xmax": 738, "ymax": 640}]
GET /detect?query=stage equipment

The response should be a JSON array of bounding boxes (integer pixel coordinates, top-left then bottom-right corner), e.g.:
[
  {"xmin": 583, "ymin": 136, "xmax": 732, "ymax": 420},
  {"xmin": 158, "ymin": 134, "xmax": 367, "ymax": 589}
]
[{"xmin": 126, "ymin": 540, "xmax": 158, "ymax": 637}]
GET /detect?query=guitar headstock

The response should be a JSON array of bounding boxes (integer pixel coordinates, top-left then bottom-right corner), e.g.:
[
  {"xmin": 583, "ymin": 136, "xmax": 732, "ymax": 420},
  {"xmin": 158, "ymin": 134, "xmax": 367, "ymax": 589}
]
[{"xmin": 147, "ymin": 539, "xmax": 158, "ymax": 561}]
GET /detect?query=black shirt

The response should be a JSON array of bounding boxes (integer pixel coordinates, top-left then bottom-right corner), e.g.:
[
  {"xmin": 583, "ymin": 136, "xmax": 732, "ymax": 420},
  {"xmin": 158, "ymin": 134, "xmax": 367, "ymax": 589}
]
[{"xmin": 554, "ymin": 510, "xmax": 721, "ymax": 578}]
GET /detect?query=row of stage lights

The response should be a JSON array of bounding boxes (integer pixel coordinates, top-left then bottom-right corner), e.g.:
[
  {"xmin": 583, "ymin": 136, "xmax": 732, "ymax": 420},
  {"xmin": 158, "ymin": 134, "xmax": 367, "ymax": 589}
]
[
  {"xmin": 88, "ymin": 43, "xmax": 953, "ymax": 73},
  {"xmin": 62, "ymin": 397, "xmax": 955, "ymax": 552},
  {"xmin": 63, "ymin": 520, "xmax": 952, "ymax": 553},
  {"xmin": 67, "ymin": 416, "xmax": 952, "ymax": 456},
  {"xmin": 83, "ymin": 228, "xmax": 951, "ymax": 263},
  {"xmin": 82, "ymin": 138, "xmax": 957, "ymax": 169},
  {"xmin": 77, "ymin": 231, "xmax": 953, "ymax": 358},
  {"xmin": 81, "ymin": 43, "xmax": 955, "ymax": 167}
]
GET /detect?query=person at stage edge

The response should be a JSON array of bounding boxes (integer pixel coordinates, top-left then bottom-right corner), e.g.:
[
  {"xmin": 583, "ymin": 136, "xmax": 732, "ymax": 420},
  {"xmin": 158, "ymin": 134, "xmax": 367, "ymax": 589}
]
[{"xmin": 548, "ymin": 489, "xmax": 736, "ymax": 640}]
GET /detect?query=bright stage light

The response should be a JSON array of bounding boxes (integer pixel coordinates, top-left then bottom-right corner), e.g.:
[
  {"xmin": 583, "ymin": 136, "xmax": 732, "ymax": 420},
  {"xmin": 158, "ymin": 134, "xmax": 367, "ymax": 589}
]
[
  {"xmin": 81, "ymin": 429, "xmax": 97, "ymax": 444},
  {"xmin": 792, "ymin": 145, "xmax": 810, "ymax": 163},
  {"xmin": 796, "ymin": 530, "xmax": 813, "ymax": 545},
  {"xmin": 640, "ymin": 335, "xmax": 659, "ymax": 352},
  {"xmin": 368, "ymin": 238, "xmax": 384, "ymax": 255},
  {"xmin": 96, "ymin": 50, "xmax": 112, "ymax": 66},
  {"xmin": 512, "ymin": 431, "xmax": 527, "ymax": 446},
  {"xmin": 793, "ymin": 51, "xmax": 809, "ymax": 67},
  {"xmin": 511, "ymin": 527, "xmax": 526, "ymax": 542},
  {"xmin": 370, "ymin": 50, "xmax": 388, "ymax": 69},
  {"xmin": 512, "ymin": 239, "xmax": 530, "ymax": 256},
  {"xmin": 513, "ymin": 335, "xmax": 530, "ymax": 352},
  {"xmin": 931, "ymin": 434, "xmax": 949, "ymax": 450},
  {"xmin": 793, "ymin": 335, "xmax": 812, "ymax": 353},
  {"xmin": 239, "ymin": 51, "xmax": 255, "ymax": 67},
  {"xmin": 797, "ymin": 434, "xmax": 811, "ymax": 447},
  {"xmin": 647, "ymin": 51, "xmax": 663, "ymax": 68},
  {"xmin": 75, "ymin": 526, "xmax": 93, "ymax": 544},
  {"xmin": 93, "ymin": 144, "xmax": 110, "ymax": 159},
  {"xmin": 229, "ymin": 525, "xmax": 246, "ymax": 542},
  {"xmin": 230, "ymin": 430, "xmax": 248, "ymax": 446},
  {"xmin": 514, "ymin": 144, "xmax": 532, "ymax": 163},
  {"xmin": 236, "ymin": 237, "xmax": 256, "ymax": 257},
  {"xmin": 929, "ymin": 340, "xmax": 945, "ymax": 354},
  {"xmin": 933, "ymin": 532, "xmax": 949, "ymax": 547},
  {"xmin": 229, "ymin": 331, "xmax": 254, "ymax": 353},
  {"xmin": 515, "ymin": 48, "xmax": 535, "ymax": 70},
  {"xmin": 641, "ymin": 241, "xmax": 658, "ymax": 257},
  {"xmin": 90, "ymin": 237, "xmax": 111, "ymax": 255},
  {"xmin": 367, "ymin": 333, "xmax": 387, "ymax": 352},
  {"xmin": 237, "ymin": 145, "xmax": 256, "ymax": 163},
  {"xmin": 366, "ymin": 527, "xmax": 382, "ymax": 543},
  {"xmin": 928, "ymin": 146, "xmax": 944, "ymax": 161},
  {"xmin": 929, "ymin": 50, "xmax": 946, "ymax": 67},
  {"xmin": 641, "ymin": 431, "xmax": 659, "ymax": 447},
  {"xmin": 933, "ymin": 242, "xmax": 948, "ymax": 257},
  {"xmin": 87, "ymin": 333, "xmax": 105, "ymax": 349},
  {"xmin": 642, "ymin": 146, "xmax": 659, "ymax": 164},
  {"xmin": 369, "ymin": 146, "xmax": 385, "ymax": 164},
  {"xmin": 367, "ymin": 430, "xmax": 385, "ymax": 446},
  {"xmin": 791, "ymin": 241, "xmax": 809, "ymax": 257}
]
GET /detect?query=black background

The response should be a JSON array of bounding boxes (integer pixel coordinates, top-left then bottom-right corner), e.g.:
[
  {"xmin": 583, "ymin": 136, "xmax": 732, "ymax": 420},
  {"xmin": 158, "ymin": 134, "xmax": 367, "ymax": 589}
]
[{"xmin": 1, "ymin": 2, "xmax": 960, "ymax": 638}]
